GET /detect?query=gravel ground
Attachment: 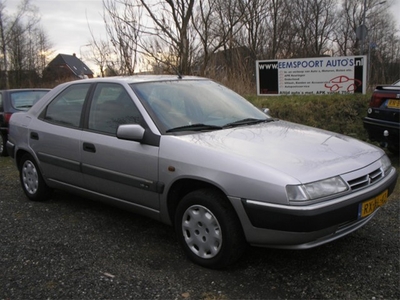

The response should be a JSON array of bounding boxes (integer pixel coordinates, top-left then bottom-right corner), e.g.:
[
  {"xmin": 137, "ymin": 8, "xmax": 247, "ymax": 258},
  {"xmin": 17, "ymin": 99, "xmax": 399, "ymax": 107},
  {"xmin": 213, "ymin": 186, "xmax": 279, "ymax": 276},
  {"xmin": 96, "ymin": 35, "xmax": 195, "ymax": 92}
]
[{"xmin": 0, "ymin": 154, "xmax": 399, "ymax": 300}]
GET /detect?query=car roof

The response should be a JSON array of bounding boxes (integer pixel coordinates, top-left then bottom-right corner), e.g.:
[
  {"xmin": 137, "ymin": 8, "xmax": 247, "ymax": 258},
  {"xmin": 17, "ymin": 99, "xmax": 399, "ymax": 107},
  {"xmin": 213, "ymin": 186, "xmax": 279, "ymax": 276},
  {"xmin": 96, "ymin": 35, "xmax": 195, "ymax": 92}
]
[
  {"xmin": 0, "ymin": 88, "xmax": 51, "ymax": 92},
  {"xmin": 75, "ymin": 75, "xmax": 207, "ymax": 84}
]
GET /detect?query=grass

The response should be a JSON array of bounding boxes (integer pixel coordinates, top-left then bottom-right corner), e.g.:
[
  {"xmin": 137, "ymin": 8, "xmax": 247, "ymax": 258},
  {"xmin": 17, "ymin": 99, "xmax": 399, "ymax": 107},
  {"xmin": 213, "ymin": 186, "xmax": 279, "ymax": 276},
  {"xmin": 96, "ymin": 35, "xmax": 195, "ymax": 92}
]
[{"xmin": 245, "ymin": 93, "xmax": 371, "ymax": 141}]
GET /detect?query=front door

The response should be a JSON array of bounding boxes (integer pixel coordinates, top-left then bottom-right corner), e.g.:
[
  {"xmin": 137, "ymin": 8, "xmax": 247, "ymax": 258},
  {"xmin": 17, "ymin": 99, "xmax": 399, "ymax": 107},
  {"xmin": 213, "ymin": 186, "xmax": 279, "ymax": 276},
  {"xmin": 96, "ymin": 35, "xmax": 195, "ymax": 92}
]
[{"xmin": 80, "ymin": 83, "xmax": 160, "ymax": 210}]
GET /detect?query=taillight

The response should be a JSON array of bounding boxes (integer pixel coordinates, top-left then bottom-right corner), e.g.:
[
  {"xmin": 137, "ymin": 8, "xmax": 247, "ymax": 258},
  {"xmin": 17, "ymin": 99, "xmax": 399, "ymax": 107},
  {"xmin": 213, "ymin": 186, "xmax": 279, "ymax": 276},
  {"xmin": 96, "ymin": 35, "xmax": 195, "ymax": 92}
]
[
  {"xmin": 369, "ymin": 92, "xmax": 397, "ymax": 108},
  {"xmin": 4, "ymin": 112, "xmax": 12, "ymax": 124}
]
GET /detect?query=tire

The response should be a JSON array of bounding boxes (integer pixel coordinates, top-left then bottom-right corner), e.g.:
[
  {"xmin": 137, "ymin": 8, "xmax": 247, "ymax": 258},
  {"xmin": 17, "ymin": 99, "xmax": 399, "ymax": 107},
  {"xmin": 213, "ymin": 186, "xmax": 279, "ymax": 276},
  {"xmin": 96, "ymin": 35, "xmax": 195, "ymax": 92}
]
[
  {"xmin": 19, "ymin": 154, "xmax": 51, "ymax": 201},
  {"xmin": 175, "ymin": 188, "xmax": 247, "ymax": 269},
  {"xmin": 0, "ymin": 132, "xmax": 8, "ymax": 156}
]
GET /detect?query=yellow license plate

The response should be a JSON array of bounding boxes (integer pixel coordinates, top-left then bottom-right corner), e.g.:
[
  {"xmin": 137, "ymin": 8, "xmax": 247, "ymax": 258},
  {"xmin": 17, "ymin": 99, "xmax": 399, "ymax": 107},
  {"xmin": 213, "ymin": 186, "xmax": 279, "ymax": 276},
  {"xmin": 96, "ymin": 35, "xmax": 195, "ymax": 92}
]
[
  {"xmin": 359, "ymin": 190, "xmax": 388, "ymax": 218},
  {"xmin": 387, "ymin": 99, "xmax": 400, "ymax": 109}
]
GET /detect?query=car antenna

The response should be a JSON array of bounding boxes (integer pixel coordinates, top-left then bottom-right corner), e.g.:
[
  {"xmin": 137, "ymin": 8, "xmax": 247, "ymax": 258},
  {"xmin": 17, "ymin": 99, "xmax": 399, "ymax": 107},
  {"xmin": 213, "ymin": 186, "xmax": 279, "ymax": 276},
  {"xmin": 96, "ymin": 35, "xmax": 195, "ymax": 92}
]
[{"xmin": 172, "ymin": 66, "xmax": 183, "ymax": 79}]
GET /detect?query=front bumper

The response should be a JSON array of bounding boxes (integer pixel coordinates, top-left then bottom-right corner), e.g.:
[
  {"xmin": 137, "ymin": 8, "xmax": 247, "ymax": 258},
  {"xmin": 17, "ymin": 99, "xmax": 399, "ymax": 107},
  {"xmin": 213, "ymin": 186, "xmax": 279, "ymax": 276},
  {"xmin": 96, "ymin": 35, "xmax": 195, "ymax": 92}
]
[
  {"xmin": 363, "ymin": 117, "xmax": 399, "ymax": 146},
  {"xmin": 231, "ymin": 166, "xmax": 398, "ymax": 249}
]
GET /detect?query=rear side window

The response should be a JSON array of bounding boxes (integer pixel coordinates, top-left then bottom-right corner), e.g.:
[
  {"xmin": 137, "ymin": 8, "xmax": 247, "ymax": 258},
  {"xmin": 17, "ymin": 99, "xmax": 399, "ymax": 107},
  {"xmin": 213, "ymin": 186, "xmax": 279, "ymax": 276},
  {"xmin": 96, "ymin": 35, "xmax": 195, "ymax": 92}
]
[
  {"xmin": 43, "ymin": 84, "xmax": 90, "ymax": 128},
  {"xmin": 0, "ymin": 93, "xmax": 3, "ymax": 112},
  {"xmin": 10, "ymin": 90, "xmax": 49, "ymax": 111}
]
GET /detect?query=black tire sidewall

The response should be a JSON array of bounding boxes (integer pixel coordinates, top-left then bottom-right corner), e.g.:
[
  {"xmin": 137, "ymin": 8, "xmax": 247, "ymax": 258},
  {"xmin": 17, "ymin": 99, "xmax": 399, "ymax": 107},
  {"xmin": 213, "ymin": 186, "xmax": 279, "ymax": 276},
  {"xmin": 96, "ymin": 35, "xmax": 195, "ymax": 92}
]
[{"xmin": 0, "ymin": 132, "xmax": 8, "ymax": 156}]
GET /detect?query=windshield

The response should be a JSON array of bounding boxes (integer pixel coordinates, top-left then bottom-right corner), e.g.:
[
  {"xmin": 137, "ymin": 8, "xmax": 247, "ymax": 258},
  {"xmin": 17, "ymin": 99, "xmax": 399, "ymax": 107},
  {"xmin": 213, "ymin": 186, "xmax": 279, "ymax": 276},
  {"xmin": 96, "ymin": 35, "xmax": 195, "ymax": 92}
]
[
  {"xmin": 11, "ymin": 90, "xmax": 49, "ymax": 111},
  {"xmin": 130, "ymin": 80, "xmax": 268, "ymax": 132}
]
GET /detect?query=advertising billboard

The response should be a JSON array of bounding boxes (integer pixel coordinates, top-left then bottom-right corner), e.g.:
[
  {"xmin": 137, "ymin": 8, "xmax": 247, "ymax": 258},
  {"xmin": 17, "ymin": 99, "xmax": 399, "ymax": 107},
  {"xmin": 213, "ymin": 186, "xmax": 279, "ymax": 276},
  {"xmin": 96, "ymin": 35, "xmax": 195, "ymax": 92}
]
[{"xmin": 256, "ymin": 56, "xmax": 367, "ymax": 96}]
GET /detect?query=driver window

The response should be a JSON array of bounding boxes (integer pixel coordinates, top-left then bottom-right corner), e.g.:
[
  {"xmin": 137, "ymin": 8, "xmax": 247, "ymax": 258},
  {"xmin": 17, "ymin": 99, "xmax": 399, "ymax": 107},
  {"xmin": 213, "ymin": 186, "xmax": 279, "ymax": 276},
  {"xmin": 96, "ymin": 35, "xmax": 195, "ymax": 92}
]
[{"xmin": 88, "ymin": 83, "xmax": 142, "ymax": 135}]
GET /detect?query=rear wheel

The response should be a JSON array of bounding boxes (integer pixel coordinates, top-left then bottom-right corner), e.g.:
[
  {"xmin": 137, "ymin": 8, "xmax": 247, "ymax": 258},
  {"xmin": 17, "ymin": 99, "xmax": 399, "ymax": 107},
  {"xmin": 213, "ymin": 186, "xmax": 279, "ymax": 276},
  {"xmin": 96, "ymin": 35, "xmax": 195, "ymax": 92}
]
[
  {"xmin": 175, "ymin": 188, "xmax": 247, "ymax": 269},
  {"xmin": 0, "ymin": 132, "xmax": 8, "ymax": 156},
  {"xmin": 19, "ymin": 154, "xmax": 51, "ymax": 201}
]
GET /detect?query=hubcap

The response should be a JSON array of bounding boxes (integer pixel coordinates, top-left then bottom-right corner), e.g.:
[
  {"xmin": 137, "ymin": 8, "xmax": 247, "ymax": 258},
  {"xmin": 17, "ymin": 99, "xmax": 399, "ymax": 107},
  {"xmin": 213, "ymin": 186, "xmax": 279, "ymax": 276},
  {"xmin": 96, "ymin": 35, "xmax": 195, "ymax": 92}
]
[
  {"xmin": 181, "ymin": 205, "xmax": 222, "ymax": 259},
  {"xmin": 0, "ymin": 136, "xmax": 3, "ymax": 153},
  {"xmin": 22, "ymin": 160, "xmax": 39, "ymax": 195}
]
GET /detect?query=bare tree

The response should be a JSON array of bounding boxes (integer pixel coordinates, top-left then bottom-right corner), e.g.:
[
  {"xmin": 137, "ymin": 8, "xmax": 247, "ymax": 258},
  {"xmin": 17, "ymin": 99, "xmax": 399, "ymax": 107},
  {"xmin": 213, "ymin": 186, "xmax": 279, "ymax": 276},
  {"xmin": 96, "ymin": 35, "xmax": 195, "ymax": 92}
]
[
  {"xmin": 89, "ymin": 0, "xmax": 399, "ymax": 86},
  {"xmin": 87, "ymin": 37, "xmax": 111, "ymax": 77},
  {"xmin": 333, "ymin": 0, "xmax": 399, "ymax": 85},
  {"xmin": 35, "ymin": 27, "xmax": 53, "ymax": 76},
  {"xmin": 334, "ymin": 0, "xmax": 360, "ymax": 56},
  {"xmin": 289, "ymin": 0, "xmax": 338, "ymax": 57},
  {"xmin": 138, "ymin": 0, "xmax": 195, "ymax": 74},
  {"xmin": 367, "ymin": 8, "xmax": 400, "ymax": 84},
  {"xmin": 0, "ymin": 0, "xmax": 51, "ymax": 88},
  {"xmin": 102, "ymin": 0, "xmax": 142, "ymax": 75},
  {"xmin": 192, "ymin": 0, "xmax": 245, "ymax": 76},
  {"xmin": 191, "ymin": 0, "xmax": 221, "ymax": 76},
  {"xmin": 236, "ymin": 0, "xmax": 269, "ymax": 60},
  {"xmin": 86, "ymin": 11, "xmax": 112, "ymax": 78}
]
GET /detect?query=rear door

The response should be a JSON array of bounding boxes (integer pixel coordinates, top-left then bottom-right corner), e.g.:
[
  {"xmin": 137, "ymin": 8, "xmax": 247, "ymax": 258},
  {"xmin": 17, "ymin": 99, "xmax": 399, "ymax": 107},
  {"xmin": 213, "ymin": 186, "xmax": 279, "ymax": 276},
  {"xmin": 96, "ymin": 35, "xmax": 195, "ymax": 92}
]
[
  {"xmin": 31, "ymin": 83, "xmax": 91, "ymax": 186},
  {"xmin": 80, "ymin": 83, "xmax": 160, "ymax": 210}
]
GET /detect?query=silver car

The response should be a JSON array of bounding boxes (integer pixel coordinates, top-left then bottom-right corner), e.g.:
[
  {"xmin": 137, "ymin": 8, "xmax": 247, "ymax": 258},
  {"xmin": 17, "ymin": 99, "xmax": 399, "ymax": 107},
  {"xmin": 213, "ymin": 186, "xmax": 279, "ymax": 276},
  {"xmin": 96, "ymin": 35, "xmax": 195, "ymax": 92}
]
[{"xmin": 6, "ymin": 76, "xmax": 398, "ymax": 269}]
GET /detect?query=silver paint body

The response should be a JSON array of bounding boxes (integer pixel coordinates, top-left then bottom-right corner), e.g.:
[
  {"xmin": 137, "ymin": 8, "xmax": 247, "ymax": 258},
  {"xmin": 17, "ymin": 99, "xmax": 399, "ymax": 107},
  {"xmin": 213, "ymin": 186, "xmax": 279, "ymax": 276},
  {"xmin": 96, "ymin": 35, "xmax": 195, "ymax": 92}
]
[{"xmin": 7, "ymin": 76, "xmax": 397, "ymax": 249}]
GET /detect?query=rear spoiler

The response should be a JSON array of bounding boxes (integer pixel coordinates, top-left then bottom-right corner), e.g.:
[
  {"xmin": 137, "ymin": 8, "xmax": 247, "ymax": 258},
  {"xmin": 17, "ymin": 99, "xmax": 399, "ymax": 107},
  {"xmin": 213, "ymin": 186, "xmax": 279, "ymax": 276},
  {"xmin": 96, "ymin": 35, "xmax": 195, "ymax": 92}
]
[{"xmin": 375, "ymin": 85, "xmax": 400, "ymax": 91}]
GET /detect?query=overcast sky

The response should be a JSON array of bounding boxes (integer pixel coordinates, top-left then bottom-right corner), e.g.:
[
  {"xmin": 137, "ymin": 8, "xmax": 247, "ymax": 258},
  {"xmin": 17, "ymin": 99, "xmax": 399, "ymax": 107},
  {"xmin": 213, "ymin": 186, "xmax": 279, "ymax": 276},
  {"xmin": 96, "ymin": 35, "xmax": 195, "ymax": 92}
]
[
  {"xmin": 7, "ymin": 0, "xmax": 106, "ymax": 75},
  {"xmin": 6, "ymin": 0, "xmax": 400, "ymax": 76}
]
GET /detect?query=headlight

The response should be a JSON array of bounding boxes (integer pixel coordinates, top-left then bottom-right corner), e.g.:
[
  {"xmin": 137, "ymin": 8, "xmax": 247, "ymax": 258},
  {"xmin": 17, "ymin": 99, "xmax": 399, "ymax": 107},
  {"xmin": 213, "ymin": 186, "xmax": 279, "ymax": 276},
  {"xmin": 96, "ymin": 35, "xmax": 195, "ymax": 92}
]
[
  {"xmin": 286, "ymin": 176, "xmax": 348, "ymax": 202},
  {"xmin": 380, "ymin": 155, "xmax": 392, "ymax": 175}
]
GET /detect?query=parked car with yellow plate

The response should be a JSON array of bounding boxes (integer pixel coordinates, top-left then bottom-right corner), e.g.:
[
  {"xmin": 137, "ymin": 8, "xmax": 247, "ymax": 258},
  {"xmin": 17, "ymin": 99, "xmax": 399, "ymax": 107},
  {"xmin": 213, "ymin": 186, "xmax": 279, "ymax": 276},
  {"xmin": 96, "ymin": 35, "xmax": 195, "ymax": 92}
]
[{"xmin": 363, "ymin": 80, "xmax": 400, "ymax": 153}]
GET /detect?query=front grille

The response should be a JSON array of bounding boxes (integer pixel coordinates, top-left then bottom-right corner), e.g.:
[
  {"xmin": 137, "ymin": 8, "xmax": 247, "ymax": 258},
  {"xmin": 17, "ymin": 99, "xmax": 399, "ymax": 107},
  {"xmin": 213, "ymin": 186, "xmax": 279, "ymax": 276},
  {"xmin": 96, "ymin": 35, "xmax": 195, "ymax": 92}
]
[{"xmin": 347, "ymin": 168, "xmax": 383, "ymax": 190}]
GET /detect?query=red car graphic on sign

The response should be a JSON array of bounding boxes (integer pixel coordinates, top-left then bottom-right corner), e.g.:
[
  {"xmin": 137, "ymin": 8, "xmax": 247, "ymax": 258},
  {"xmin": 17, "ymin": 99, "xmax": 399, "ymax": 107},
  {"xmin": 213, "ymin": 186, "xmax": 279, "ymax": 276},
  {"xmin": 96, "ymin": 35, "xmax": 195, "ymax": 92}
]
[{"xmin": 324, "ymin": 75, "xmax": 362, "ymax": 92}]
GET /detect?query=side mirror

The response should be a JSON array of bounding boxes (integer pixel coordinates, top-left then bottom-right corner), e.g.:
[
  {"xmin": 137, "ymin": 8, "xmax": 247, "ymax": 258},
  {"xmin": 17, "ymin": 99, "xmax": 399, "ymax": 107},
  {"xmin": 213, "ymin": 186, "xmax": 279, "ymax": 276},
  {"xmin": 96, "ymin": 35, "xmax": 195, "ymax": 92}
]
[
  {"xmin": 117, "ymin": 124, "xmax": 145, "ymax": 142},
  {"xmin": 262, "ymin": 108, "xmax": 271, "ymax": 118}
]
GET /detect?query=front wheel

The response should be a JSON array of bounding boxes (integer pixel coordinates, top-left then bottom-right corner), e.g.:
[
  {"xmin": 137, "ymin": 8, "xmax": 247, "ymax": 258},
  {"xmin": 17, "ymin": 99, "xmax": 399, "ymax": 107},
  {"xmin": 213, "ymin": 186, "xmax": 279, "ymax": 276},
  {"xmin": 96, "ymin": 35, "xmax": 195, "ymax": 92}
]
[
  {"xmin": 175, "ymin": 188, "xmax": 247, "ymax": 269},
  {"xmin": 19, "ymin": 154, "xmax": 51, "ymax": 201}
]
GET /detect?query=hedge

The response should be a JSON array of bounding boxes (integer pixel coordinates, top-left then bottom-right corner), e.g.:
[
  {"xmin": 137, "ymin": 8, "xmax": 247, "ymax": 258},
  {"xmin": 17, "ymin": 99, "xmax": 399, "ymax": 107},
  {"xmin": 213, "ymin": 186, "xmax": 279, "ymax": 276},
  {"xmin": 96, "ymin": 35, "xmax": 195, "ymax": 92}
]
[{"xmin": 245, "ymin": 94, "xmax": 371, "ymax": 141}]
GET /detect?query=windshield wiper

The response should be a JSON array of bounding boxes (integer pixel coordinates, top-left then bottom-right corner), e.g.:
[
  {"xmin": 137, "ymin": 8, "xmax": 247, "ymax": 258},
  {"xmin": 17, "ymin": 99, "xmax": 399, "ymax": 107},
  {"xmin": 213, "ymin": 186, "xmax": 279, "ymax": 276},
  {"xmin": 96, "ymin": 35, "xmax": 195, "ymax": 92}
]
[
  {"xmin": 166, "ymin": 123, "xmax": 223, "ymax": 133},
  {"xmin": 223, "ymin": 118, "xmax": 273, "ymax": 128}
]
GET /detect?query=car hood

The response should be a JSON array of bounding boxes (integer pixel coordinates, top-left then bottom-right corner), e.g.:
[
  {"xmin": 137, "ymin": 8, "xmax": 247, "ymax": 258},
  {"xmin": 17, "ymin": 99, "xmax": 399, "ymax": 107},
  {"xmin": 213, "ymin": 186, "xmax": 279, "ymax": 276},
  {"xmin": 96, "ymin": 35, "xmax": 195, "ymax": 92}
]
[{"xmin": 168, "ymin": 120, "xmax": 383, "ymax": 183}]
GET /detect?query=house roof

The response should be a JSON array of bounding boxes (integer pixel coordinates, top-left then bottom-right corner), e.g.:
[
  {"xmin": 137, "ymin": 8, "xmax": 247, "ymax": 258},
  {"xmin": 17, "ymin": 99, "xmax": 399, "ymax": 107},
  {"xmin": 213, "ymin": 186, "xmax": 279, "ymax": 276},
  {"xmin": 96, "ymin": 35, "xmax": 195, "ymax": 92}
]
[{"xmin": 48, "ymin": 53, "xmax": 94, "ymax": 78}]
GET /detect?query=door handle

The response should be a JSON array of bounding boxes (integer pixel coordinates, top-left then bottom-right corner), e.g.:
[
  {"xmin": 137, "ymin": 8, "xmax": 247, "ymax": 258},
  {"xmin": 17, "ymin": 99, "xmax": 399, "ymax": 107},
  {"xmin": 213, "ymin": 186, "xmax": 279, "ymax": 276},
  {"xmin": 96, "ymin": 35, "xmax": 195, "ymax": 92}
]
[
  {"xmin": 83, "ymin": 142, "xmax": 96, "ymax": 153},
  {"xmin": 30, "ymin": 132, "xmax": 39, "ymax": 140}
]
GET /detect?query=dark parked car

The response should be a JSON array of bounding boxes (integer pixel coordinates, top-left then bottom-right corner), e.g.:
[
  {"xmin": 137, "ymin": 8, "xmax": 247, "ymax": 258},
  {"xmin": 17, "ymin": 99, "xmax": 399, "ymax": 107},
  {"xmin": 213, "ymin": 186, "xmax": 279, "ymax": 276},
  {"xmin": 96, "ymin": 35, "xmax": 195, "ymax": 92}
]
[
  {"xmin": 0, "ymin": 89, "xmax": 50, "ymax": 156},
  {"xmin": 363, "ymin": 80, "xmax": 400, "ymax": 153},
  {"xmin": 6, "ymin": 76, "xmax": 398, "ymax": 269}
]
